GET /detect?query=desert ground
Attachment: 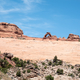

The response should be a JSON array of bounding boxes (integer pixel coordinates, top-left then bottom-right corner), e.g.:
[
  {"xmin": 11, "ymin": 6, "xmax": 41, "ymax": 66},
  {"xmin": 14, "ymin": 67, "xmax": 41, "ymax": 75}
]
[{"xmin": 0, "ymin": 38, "xmax": 80, "ymax": 65}]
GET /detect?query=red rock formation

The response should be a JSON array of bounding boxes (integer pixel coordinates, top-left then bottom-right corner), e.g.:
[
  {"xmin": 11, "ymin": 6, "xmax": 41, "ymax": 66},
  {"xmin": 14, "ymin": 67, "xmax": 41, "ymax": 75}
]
[
  {"xmin": 58, "ymin": 37, "xmax": 62, "ymax": 40},
  {"xmin": 0, "ymin": 22, "xmax": 23, "ymax": 38},
  {"xmin": 52, "ymin": 35, "xmax": 57, "ymax": 40},
  {"xmin": 67, "ymin": 33, "xmax": 79, "ymax": 41},
  {"xmin": 62, "ymin": 37, "xmax": 66, "ymax": 41},
  {"xmin": 43, "ymin": 32, "xmax": 52, "ymax": 39}
]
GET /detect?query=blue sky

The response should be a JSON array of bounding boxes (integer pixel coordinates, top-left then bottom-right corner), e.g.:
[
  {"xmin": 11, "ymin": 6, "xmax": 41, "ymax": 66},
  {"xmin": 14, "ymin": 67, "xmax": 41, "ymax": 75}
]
[{"xmin": 0, "ymin": 0, "xmax": 80, "ymax": 38}]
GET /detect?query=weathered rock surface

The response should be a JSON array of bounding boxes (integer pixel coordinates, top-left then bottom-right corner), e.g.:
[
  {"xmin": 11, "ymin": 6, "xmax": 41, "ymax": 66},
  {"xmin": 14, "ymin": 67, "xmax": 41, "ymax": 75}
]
[
  {"xmin": 67, "ymin": 33, "xmax": 79, "ymax": 41},
  {"xmin": 0, "ymin": 53, "xmax": 15, "ymax": 67},
  {"xmin": 0, "ymin": 22, "xmax": 23, "ymax": 38},
  {"xmin": 3, "ymin": 53, "xmax": 13, "ymax": 60},
  {"xmin": 43, "ymin": 32, "xmax": 52, "ymax": 39}
]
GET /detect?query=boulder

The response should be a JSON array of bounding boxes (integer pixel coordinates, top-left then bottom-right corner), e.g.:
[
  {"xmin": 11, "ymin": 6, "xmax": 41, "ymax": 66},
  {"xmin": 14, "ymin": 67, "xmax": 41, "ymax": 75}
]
[{"xmin": 3, "ymin": 53, "xmax": 13, "ymax": 60}]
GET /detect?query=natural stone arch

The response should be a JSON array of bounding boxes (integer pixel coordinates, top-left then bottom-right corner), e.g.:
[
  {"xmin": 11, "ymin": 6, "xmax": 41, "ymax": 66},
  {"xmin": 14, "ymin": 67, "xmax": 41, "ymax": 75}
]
[{"xmin": 43, "ymin": 32, "xmax": 52, "ymax": 39}]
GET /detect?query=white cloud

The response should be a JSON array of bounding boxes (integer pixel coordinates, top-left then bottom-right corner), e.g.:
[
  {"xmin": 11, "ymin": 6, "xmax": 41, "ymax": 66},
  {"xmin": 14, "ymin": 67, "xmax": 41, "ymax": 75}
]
[
  {"xmin": 22, "ymin": 16, "xmax": 38, "ymax": 21},
  {"xmin": 0, "ymin": 8, "xmax": 20, "ymax": 13},
  {"xmin": 0, "ymin": 0, "xmax": 42, "ymax": 14},
  {"xmin": 23, "ymin": 0, "xmax": 42, "ymax": 4},
  {"xmin": 22, "ymin": 0, "xmax": 42, "ymax": 10}
]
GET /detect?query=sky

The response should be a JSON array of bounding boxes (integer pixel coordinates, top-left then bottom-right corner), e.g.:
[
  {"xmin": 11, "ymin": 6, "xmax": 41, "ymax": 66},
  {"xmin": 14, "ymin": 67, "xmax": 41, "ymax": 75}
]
[{"xmin": 0, "ymin": 0, "xmax": 80, "ymax": 38}]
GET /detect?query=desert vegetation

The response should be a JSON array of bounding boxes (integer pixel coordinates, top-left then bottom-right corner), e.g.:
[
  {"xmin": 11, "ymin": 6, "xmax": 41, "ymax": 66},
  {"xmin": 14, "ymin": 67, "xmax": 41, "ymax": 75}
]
[{"xmin": 0, "ymin": 53, "xmax": 80, "ymax": 80}]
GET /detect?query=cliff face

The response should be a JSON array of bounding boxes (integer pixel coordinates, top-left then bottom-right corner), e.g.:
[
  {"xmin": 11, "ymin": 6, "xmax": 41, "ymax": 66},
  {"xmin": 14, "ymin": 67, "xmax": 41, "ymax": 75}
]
[{"xmin": 0, "ymin": 22, "xmax": 23, "ymax": 38}]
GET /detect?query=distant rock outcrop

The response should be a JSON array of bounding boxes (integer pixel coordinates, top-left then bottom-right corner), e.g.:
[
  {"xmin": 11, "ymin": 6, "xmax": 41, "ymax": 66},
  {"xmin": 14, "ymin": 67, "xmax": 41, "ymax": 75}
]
[
  {"xmin": 43, "ymin": 32, "xmax": 52, "ymax": 39},
  {"xmin": 43, "ymin": 32, "xmax": 58, "ymax": 40},
  {"xmin": 0, "ymin": 22, "xmax": 23, "ymax": 38},
  {"xmin": 43, "ymin": 32, "xmax": 80, "ymax": 41},
  {"xmin": 67, "ymin": 33, "xmax": 79, "ymax": 41}
]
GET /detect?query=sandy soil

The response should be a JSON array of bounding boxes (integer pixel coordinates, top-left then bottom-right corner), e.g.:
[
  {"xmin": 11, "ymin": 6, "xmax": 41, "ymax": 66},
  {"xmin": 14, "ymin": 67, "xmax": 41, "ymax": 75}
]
[{"xmin": 0, "ymin": 38, "xmax": 80, "ymax": 65}]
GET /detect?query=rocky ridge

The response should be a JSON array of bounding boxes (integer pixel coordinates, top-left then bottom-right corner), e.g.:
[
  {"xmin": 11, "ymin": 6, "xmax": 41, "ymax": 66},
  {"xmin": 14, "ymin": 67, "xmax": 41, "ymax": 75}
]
[
  {"xmin": 0, "ymin": 22, "xmax": 23, "ymax": 38},
  {"xmin": 43, "ymin": 32, "xmax": 80, "ymax": 41}
]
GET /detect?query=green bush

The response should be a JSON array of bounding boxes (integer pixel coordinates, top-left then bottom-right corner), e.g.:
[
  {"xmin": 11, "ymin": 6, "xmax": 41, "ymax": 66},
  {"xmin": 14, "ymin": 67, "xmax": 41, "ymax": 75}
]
[
  {"xmin": 0, "ymin": 67, "xmax": 7, "ymax": 74},
  {"xmin": 48, "ymin": 61, "xmax": 52, "ymax": 66},
  {"xmin": 57, "ymin": 69, "xmax": 63, "ymax": 75},
  {"xmin": 58, "ymin": 60, "xmax": 63, "ymax": 65},
  {"xmin": 0, "ymin": 59, "xmax": 8, "ymax": 68},
  {"xmin": 42, "ymin": 62, "xmax": 45, "ymax": 65},
  {"xmin": 0, "ymin": 58, "xmax": 13, "ymax": 73},
  {"xmin": 7, "ymin": 64, "xmax": 12, "ymax": 68},
  {"xmin": 27, "ymin": 69, "xmax": 30, "ymax": 73},
  {"xmin": 27, "ymin": 60, "xmax": 30, "ymax": 65},
  {"xmin": 53, "ymin": 56, "xmax": 63, "ymax": 66},
  {"xmin": 79, "ymin": 75, "xmax": 80, "ymax": 78},
  {"xmin": 33, "ymin": 63, "xmax": 38, "ymax": 69},
  {"xmin": 78, "ymin": 68, "xmax": 80, "ymax": 73},
  {"xmin": 68, "ymin": 73, "xmax": 74, "ymax": 77},
  {"xmin": 12, "ymin": 57, "xmax": 19, "ymax": 63},
  {"xmin": 53, "ymin": 56, "xmax": 57, "ymax": 63},
  {"xmin": 45, "ymin": 75, "xmax": 54, "ymax": 80},
  {"xmin": 12, "ymin": 57, "xmax": 26, "ymax": 67},
  {"xmin": 44, "ymin": 66, "xmax": 47, "ymax": 69},
  {"xmin": 23, "ymin": 70, "xmax": 26, "ymax": 73},
  {"xmin": 71, "ymin": 66, "xmax": 74, "ymax": 69},
  {"xmin": 68, "ymin": 65, "xmax": 70, "ymax": 67},
  {"xmin": 16, "ymin": 70, "xmax": 21, "ymax": 77}
]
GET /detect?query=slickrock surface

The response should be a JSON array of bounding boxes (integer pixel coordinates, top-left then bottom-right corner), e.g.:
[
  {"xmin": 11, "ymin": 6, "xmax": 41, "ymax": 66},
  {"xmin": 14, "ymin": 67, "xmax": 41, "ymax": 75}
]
[{"xmin": 0, "ymin": 38, "xmax": 80, "ymax": 65}]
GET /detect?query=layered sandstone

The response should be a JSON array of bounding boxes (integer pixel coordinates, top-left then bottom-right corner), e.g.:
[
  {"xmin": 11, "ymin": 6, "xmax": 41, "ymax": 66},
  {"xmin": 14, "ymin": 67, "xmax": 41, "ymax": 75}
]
[
  {"xmin": 67, "ymin": 33, "xmax": 80, "ymax": 41},
  {"xmin": 0, "ymin": 22, "xmax": 23, "ymax": 38}
]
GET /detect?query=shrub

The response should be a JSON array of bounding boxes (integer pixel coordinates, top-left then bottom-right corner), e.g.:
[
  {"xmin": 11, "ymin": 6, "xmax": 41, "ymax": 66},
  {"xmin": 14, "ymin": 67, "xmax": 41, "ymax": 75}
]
[
  {"xmin": 33, "ymin": 63, "xmax": 38, "ymax": 69},
  {"xmin": 12, "ymin": 57, "xmax": 19, "ymax": 63},
  {"xmin": 48, "ymin": 61, "xmax": 52, "ymax": 66},
  {"xmin": 79, "ymin": 75, "xmax": 80, "ymax": 78},
  {"xmin": 27, "ymin": 60, "xmax": 30, "ymax": 65},
  {"xmin": 42, "ymin": 62, "xmax": 45, "ymax": 65},
  {"xmin": 44, "ymin": 66, "xmax": 47, "ymax": 69},
  {"xmin": 57, "ymin": 69, "xmax": 63, "ymax": 75},
  {"xmin": 12, "ymin": 57, "xmax": 26, "ymax": 67},
  {"xmin": 0, "ymin": 67, "xmax": 7, "ymax": 74},
  {"xmin": 0, "ymin": 58, "xmax": 13, "ymax": 73},
  {"xmin": 45, "ymin": 75, "xmax": 54, "ymax": 80},
  {"xmin": 7, "ymin": 64, "xmax": 12, "ymax": 68},
  {"xmin": 53, "ymin": 56, "xmax": 57, "ymax": 63},
  {"xmin": 0, "ymin": 58, "xmax": 12, "ymax": 68},
  {"xmin": 71, "ymin": 66, "xmax": 74, "ymax": 69},
  {"xmin": 58, "ymin": 60, "xmax": 63, "ymax": 65},
  {"xmin": 78, "ymin": 68, "xmax": 80, "ymax": 73},
  {"xmin": 68, "ymin": 73, "xmax": 74, "ymax": 77},
  {"xmin": 23, "ymin": 70, "xmax": 26, "ymax": 73},
  {"xmin": 27, "ymin": 69, "xmax": 30, "ymax": 73},
  {"xmin": 68, "ymin": 65, "xmax": 70, "ymax": 67},
  {"xmin": 53, "ymin": 56, "xmax": 63, "ymax": 66},
  {"xmin": 16, "ymin": 70, "xmax": 21, "ymax": 77}
]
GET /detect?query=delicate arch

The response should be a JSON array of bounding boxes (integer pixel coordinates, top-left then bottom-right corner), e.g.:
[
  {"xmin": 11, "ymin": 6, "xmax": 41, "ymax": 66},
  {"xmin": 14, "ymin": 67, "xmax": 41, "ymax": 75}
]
[{"xmin": 43, "ymin": 32, "xmax": 52, "ymax": 39}]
